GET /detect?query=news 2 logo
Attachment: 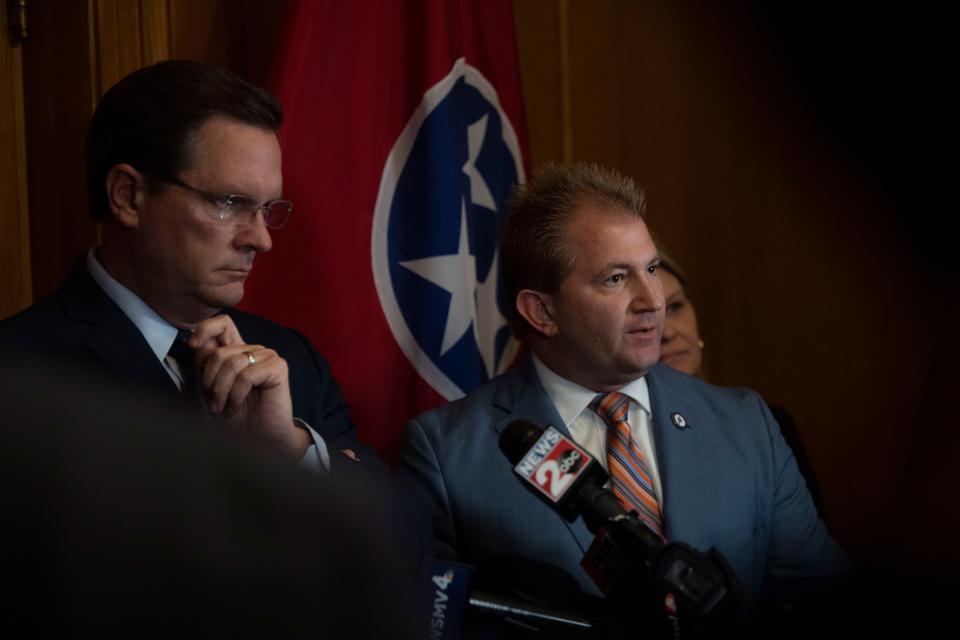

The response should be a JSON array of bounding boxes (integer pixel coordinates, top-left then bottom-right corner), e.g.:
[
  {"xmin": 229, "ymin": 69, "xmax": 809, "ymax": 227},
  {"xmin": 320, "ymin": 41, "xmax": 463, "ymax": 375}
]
[{"xmin": 514, "ymin": 427, "xmax": 589, "ymax": 502}]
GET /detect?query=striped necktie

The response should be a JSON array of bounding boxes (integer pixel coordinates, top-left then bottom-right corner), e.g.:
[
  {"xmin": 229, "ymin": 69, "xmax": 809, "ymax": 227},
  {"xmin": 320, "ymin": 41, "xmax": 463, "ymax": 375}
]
[{"xmin": 590, "ymin": 391, "xmax": 664, "ymax": 537}]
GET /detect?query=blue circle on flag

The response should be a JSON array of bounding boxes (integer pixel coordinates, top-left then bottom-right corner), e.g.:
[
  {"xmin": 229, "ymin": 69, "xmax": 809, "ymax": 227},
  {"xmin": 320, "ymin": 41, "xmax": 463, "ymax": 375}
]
[{"xmin": 373, "ymin": 59, "xmax": 524, "ymax": 400}]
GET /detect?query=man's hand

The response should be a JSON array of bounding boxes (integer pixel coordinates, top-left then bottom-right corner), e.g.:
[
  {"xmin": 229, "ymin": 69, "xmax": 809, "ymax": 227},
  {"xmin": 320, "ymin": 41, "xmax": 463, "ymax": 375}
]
[{"xmin": 188, "ymin": 315, "xmax": 309, "ymax": 458}]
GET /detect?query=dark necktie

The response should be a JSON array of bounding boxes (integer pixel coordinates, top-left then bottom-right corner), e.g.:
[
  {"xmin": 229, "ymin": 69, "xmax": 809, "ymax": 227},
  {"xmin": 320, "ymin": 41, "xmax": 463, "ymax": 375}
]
[{"xmin": 167, "ymin": 329, "xmax": 207, "ymax": 415}]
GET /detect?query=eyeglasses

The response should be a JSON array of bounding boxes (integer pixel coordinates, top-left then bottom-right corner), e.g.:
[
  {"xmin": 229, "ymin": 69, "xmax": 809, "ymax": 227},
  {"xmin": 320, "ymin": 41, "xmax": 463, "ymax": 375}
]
[{"xmin": 157, "ymin": 175, "xmax": 293, "ymax": 229}]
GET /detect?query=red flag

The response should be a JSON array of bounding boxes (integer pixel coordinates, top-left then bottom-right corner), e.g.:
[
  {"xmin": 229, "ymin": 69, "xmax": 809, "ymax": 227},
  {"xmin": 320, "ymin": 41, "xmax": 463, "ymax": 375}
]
[{"xmin": 241, "ymin": 0, "xmax": 529, "ymax": 460}]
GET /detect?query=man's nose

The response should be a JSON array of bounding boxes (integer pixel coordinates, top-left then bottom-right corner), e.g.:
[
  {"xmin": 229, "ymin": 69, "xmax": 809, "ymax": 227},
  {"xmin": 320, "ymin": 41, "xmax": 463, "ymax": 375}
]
[
  {"xmin": 236, "ymin": 212, "xmax": 273, "ymax": 253},
  {"xmin": 630, "ymin": 274, "xmax": 663, "ymax": 313}
]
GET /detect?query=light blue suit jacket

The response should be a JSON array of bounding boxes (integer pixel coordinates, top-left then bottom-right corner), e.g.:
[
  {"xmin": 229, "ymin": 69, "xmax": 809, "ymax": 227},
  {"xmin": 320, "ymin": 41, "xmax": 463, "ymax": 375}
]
[{"xmin": 398, "ymin": 357, "xmax": 850, "ymax": 616}]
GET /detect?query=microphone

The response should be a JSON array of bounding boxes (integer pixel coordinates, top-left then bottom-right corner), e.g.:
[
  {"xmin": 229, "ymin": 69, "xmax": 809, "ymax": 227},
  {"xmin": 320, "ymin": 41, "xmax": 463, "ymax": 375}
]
[
  {"xmin": 426, "ymin": 560, "xmax": 471, "ymax": 640},
  {"xmin": 426, "ymin": 557, "xmax": 606, "ymax": 638},
  {"xmin": 497, "ymin": 418, "xmax": 610, "ymax": 523},
  {"xmin": 498, "ymin": 420, "xmax": 741, "ymax": 623}
]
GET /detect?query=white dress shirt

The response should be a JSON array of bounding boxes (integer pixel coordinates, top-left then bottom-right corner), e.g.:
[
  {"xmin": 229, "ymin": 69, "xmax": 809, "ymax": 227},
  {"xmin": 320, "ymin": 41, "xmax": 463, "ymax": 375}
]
[{"xmin": 531, "ymin": 354, "xmax": 664, "ymax": 505}]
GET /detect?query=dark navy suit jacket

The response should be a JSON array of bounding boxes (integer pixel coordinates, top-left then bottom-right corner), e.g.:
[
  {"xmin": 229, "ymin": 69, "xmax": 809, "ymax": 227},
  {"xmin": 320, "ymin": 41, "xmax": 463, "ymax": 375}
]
[{"xmin": 1, "ymin": 260, "xmax": 364, "ymax": 460}]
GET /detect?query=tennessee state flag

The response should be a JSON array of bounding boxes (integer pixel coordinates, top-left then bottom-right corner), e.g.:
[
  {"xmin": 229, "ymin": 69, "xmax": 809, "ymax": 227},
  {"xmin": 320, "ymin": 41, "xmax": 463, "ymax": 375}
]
[{"xmin": 241, "ymin": 0, "xmax": 529, "ymax": 460}]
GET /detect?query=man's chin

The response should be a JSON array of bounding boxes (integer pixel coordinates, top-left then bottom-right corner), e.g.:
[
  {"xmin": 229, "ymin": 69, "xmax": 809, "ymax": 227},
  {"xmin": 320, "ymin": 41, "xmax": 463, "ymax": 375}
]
[
  {"xmin": 619, "ymin": 353, "xmax": 660, "ymax": 379},
  {"xmin": 202, "ymin": 284, "xmax": 244, "ymax": 311}
]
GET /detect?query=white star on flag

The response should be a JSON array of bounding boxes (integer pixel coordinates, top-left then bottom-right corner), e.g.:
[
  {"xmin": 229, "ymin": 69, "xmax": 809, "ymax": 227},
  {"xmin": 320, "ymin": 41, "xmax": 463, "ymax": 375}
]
[
  {"xmin": 398, "ymin": 111, "xmax": 508, "ymax": 374},
  {"xmin": 463, "ymin": 113, "xmax": 496, "ymax": 211},
  {"xmin": 398, "ymin": 198, "xmax": 478, "ymax": 356}
]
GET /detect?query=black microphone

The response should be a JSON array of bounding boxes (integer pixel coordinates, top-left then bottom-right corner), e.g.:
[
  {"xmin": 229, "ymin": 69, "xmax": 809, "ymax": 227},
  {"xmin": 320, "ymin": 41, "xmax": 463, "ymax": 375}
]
[
  {"xmin": 498, "ymin": 418, "xmax": 611, "ymax": 523},
  {"xmin": 499, "ymin": 420, "xmax": 741, "ymax": 623},
  {"xmin": 426, "ymin": 557, "xmax": 607, "ymax": 638},
  {"xmin": 499, "ymin": 420, "xmax": 664, "ymax": 553}
]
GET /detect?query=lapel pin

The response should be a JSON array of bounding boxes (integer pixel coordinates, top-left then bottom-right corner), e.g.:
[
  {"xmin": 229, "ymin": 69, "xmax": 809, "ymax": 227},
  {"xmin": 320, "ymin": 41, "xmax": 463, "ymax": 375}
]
[{"xmin": 671, "ymin": 412, "xmax": 688, "ymax": 430}]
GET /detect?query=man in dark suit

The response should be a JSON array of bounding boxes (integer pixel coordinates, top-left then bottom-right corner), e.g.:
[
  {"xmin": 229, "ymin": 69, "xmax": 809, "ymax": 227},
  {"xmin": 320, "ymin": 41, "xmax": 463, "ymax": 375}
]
[
  {"xmin": 1, "ymin": 349, "xmax": 423, "ymax": 637},
  {"xmin": 1, "ymin": 60, "xmax": 366, "ymax": 467},
  {"xmin": 398, "ymin": 163, "xmax": 850, "ymax": 630}
]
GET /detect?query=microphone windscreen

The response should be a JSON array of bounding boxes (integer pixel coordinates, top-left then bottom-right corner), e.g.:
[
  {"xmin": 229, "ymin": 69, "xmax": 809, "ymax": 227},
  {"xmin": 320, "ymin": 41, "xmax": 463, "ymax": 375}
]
[{"xmin": 498, "ymin": 419, "xmax": 544, "ymax": 464}]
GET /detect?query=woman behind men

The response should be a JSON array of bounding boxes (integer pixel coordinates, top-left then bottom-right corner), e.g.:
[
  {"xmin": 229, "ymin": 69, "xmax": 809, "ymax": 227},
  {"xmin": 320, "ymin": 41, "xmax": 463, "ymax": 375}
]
[{"xmin": 657, "ymin": 246, "xmax": 826, "ymax": 518}]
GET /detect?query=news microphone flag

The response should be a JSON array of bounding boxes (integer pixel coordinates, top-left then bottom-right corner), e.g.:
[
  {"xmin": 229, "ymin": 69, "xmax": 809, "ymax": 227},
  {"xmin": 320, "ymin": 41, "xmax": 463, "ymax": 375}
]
[
  {"xmin": 427, "ymin": 560, "xmax": 472, "ymax": 640},
  {"xmin": 501, "ymin": 421, "xmax": 611, "ymax": 523},
  {"xmin": 512, "ymin": 427, "xmax": 594, "ymax": 505},
  {"xmin": 240, "ymin": 0, "xmax": 529, "ymax": 459}
]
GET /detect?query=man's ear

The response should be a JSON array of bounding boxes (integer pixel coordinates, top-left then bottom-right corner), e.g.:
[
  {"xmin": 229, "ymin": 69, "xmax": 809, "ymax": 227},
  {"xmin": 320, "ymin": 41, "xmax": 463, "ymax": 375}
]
[
  {"xmin": 105, "ymin": 164, "xmax": 145, "ymax": 229},
  {"xmin": 516, "ymin": 289, "xmax": 558, "ymax": 338}
]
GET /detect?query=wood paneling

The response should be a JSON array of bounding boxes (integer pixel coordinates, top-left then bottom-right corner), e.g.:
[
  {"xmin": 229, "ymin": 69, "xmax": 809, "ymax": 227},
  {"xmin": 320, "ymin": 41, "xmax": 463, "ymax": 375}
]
[
  {"xmin": 512, "ymin": 0, "xmax": 564, "ymax": 166},
  {"xmin": 92, "ymin": 0, "xmax": 143, "ymax": 94},
  {"xmin": 167, "ymin": 0, "xmax": 286, "ymax": 84},
  {"xmin": 90, "ymin": 0, "xmax": 171, "ymax": 95},
  {"xmin": 21, "ymin": 0, "xmax": 97, "ymax": 302},
  {"xmin": 139, "ymin": 0, "xmax": 171, "ymax": 65},
  {"xmin": 169, "ymin": 0, "xmax": 235, "ymax": 69},
  {"xmin": 0, "ymin": 8, "xmax": 31, "ymax": 318}
]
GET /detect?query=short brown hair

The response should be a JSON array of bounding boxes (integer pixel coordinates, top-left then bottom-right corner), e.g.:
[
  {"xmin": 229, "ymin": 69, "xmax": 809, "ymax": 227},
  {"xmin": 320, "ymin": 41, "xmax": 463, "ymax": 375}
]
[
  {"xmin": 500, "ymin": 162, "xmax": 646, "ymax": 337},
  {"xmin": 86, "ymin": 60, "xmax": 282, "ymax": 221}
]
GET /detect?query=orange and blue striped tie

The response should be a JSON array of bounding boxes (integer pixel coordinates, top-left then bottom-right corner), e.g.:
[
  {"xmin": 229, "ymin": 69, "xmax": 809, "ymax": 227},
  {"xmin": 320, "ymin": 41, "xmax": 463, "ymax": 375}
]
[{"xmin": 590, "ymin": 391, "xmax": 664, "ymax": 537}]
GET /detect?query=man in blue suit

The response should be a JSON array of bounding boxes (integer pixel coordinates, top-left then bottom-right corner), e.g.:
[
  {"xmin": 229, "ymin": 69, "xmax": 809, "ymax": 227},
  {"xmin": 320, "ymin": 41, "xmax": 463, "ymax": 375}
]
[{"xmin": 398, "ymin": 163, "xmax": 849, "ymax": 626}]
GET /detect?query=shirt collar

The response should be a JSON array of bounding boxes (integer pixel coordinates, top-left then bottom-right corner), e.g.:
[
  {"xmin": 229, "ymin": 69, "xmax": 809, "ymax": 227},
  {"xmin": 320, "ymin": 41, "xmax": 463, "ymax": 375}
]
[
  {"xmin": 531, "ymin": 353, "xmax": 651, "ymax": 428},
  {"xmin": 86, "ymin": 248, "xmax": 179, "ymax": 362}
]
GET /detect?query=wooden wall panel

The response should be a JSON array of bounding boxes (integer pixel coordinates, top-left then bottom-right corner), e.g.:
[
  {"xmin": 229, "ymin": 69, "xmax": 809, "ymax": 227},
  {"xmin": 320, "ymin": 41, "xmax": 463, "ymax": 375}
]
[
  {"xmin": 512, "ymin": 0, "xmax": 564, "ymax": 166},
  {"xmin": 139, "ymin": 0, "xmax": 171, "ymax": 65},
  {"xmin": 169, "ymin": 0, "xmax": 235, "ymax": 69},
  {"xmin": 168, "ymin": 0, "xmax": 287, "ymax": 87},
  {"xmin": 21, "ymin": 0, "xmax": 97, "ymax": 302},
  {"xmin": 0, "ymin": 8, "xmax": 31, "ymax": 318},
  {"xmin": 92, "ymin": 0, "xmax": 144, "ymax": 94},
  {"xmin": 91, "ymin": 0, "xmax": 170, "ymax": 101}
]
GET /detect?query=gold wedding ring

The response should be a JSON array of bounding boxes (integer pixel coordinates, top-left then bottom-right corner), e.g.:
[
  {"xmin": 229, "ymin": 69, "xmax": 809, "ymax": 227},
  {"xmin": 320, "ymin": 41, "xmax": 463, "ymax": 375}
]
[{"xmin": 244, "ymin": 351, "xmax": 256, "ymax": 366}]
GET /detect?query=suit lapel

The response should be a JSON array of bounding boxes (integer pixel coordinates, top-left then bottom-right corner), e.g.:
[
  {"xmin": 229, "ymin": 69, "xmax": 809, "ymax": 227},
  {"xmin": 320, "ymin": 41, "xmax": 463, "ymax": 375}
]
[
  {"xmin": 646, "ymin": 365, "xmax": 709, "ymax": 541},
  {"xmin": 490, "ymin": 357, "xmax": 596, "ymax": 554},
  {"xmin": 60, "ymin": 261, "xmax": 181, "ymax": 400}
]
